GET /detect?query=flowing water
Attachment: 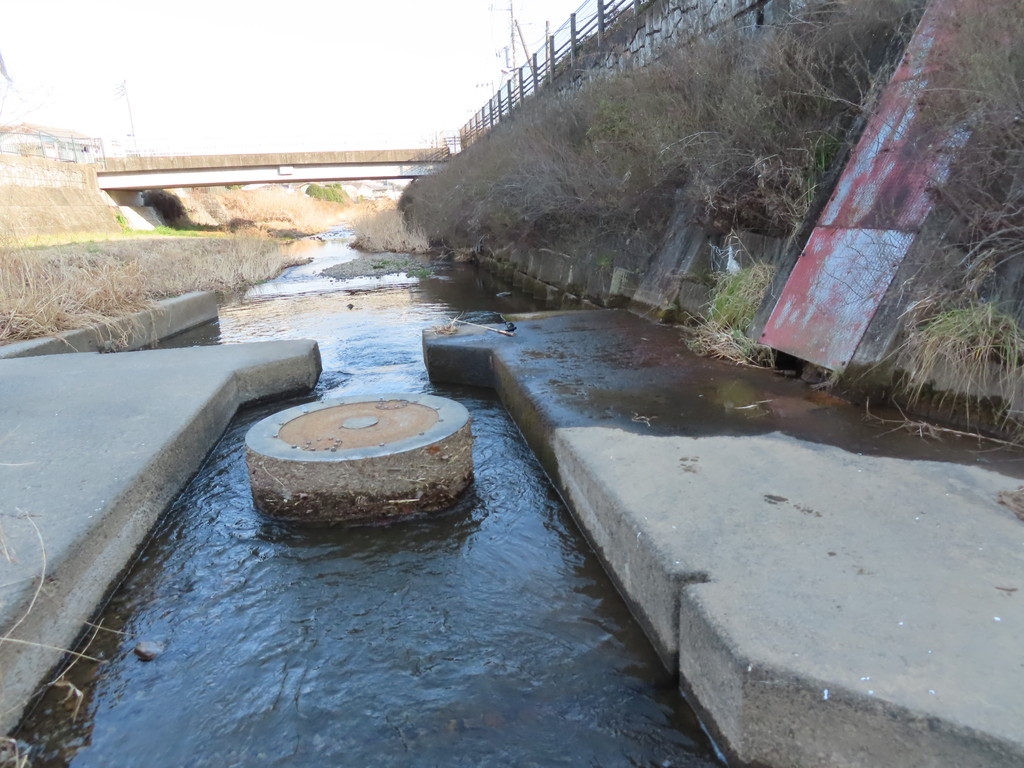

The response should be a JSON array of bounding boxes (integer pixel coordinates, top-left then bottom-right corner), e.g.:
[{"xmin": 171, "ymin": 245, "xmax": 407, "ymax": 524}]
[{"xmin": 15, "ymin": 230, "xmax": 721, "ymax": 767}]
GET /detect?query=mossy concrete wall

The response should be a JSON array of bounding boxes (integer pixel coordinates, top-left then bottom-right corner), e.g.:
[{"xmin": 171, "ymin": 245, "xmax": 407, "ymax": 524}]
[
  {"xmin": 477, "ymin": 199, "xmax": 786, "ymax": 323},
  {"xmin": 0, "ymin": 155, "xmax": 121, "ymax": 238}
]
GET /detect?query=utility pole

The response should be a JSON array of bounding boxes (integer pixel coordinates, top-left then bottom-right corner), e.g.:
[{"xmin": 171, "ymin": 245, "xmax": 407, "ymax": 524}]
[
  {"xmin": 114, "ymin": 80, "xmax": 137, "ymax": 149},
  {"xmin": 545, "ymin": 21, "xmax": 551, "ymax": 84},
  {"xmin": 491, "ymin": 2, "xmax": 517, "ymax": 83},
  {"xmin": 516, "ymin": 20, "xmax": 536, "ymax": 82},
  {"xmin": 508, "ymin": 1, "xmax": 516, "ymax": 71}
]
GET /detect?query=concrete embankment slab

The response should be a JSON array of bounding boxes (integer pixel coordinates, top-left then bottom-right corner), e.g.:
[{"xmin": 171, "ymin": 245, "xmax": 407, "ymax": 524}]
[
  {"xmin": 423, "ymin": 309, "xmax": 1024, "ymax": 768},
  {"xmin": 0, "ymin": 292, "xmax": 219, "ymax": 359},
  {"xmin": 0, "ymin": 340, "xmax": 322, "ymax": 733}
]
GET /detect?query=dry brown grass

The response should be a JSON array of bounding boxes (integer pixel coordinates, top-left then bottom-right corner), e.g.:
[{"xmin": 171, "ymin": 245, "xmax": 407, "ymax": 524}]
[
  {"xmin": 0, "ymin": 737, "xmax": 29, "ymax": 768},
  {"xmin": 0, "ymin": 237, "xmax": 305, "ymax": 343},
  {"xmin": 349, "ymin": 201, "xmax": 430, "ymax": 253},
  {"xmin": 181, "ymin": 187, "xmax": 348, "ymax": 236},
  {"xmin": 404, "ymin": 0, "xmax": 919, "ymax": 252},
  {"xmin": 899, "ymin": 298, "xmax": 1024, "ymax": 435},
  {"xmin": 0, "ymin": 246, "xmax": 147, "ymax": 342},
  {"xmin": 998, "ymin": 487, "xmax": 1024, "ymax": 521},
  {"xmin": 131, "ymin": 236, "xmax": 307, "ymax": 296}
]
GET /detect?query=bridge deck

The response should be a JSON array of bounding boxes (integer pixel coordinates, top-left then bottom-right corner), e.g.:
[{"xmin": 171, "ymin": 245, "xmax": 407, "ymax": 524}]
[
  {"xmin": 100, "ymin": 148, "xmax": 446, "ymax": 173},
  {"xmin": 95, "ymin": 148, "xmax": 448, "ymax": 190}
]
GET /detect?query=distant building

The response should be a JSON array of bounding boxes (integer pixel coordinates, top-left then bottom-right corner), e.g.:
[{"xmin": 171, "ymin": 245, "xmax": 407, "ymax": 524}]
[
  {"xmin": 0, "ymin": 123, "xmax": 103, "ymax": 163},
  {"xmin": 340, "ymin": 180, "xmax": 409, "ymax": 202}
]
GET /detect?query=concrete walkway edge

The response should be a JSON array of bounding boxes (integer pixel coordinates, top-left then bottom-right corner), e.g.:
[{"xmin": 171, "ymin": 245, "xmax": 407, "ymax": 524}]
[
  {"xmin": 0, "ymin": 340, "xmax": 322, "ymax": 733},
  {"xmin": 422, "ymin": 314, "xmax": 1024, "ymax": 768},
  {"xmin": 0, "ymin": 292, "xmax": 219, "ymax": 359}
]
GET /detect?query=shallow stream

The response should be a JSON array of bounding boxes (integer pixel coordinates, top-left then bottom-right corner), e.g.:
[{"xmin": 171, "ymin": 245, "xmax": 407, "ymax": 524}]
[
  {"xmin": 15, "ymin": 231, "xmax": 721, "ymax": 767},
  {"xmin": 17, "ymin": 228, "xmax": 1024, "ymax": 766}
]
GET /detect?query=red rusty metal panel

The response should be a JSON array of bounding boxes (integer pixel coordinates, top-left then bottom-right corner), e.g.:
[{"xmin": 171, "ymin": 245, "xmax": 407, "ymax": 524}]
[
  {"xmin": 817, "ymin": 46, "xmax": 967, "ymax": 230},
  {"xmin": 760, "ymin": 0, "xmax": 967, "ymax": 371},
  {"xmin": 761, "ymin": 228, "xmax": 914, "ymax": 369}
]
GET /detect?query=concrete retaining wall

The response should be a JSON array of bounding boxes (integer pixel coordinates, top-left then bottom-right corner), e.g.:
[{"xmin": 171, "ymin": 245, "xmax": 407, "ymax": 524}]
[{"xmin": 0, "ymin": 155, "xmax": 121, "ymax": 238}]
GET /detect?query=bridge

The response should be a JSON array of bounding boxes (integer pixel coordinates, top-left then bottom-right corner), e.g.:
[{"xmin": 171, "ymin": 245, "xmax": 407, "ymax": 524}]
[{"xmin": 95, "ymin": 148, "xmax": 448, "ymax": 191}]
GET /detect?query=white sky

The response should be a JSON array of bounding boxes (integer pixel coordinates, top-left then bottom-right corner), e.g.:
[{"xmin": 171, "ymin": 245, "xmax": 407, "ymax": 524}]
[{"xmin": 0, "ymin": 0, "xmax": 585, "ymax": 152}]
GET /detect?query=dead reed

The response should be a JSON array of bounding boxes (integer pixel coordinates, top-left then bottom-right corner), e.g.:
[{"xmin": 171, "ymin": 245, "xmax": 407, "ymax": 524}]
[
  {"xmin": 900, "ymin": 299, "xmax": 1024, "ymax": 434},
  {"xmin": 348, "ymin": 202, "xmax": 430, "ymax": 254},
  {"xmin": 0, "ymin": 237, "xmax": 305, "ymax": 344},
  {"xmin": 0, "ymin": 737, "xmax": 28, "ymax": 768},
  {"xmin": 179, "ymin": 187, "xmax": 348, "ymax": 235}
]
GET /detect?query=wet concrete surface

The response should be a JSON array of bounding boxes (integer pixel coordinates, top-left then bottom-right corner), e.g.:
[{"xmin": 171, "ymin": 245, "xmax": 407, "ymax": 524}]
[
  {"xmin": 6, "ymin": 233, "xmax": 1024, "ymax": 766},
  {"xmin": 427, "ymin": 308, "xmax": 1024, "ymax": 476},
  {"xmin": 424, "ymin": 308, "xmax": 1024, "ymax": 767}
]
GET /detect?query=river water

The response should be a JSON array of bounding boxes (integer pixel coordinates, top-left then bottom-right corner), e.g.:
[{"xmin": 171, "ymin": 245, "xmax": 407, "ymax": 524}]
[{"xmin": 15, "ymin": 231, "xmax": 721, "ymax": 767}]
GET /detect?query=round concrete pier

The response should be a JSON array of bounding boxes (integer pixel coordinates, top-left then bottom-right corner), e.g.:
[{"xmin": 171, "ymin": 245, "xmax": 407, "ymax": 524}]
[{"xmin": 245, "ymin": 393, "xmax": 473, "ymax": 524}]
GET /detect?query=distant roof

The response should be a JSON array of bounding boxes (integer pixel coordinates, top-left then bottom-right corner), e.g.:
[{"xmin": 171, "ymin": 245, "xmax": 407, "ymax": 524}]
[{"xmin": 3, "ymin": 122, "xmax": 97, "ymax": 139}]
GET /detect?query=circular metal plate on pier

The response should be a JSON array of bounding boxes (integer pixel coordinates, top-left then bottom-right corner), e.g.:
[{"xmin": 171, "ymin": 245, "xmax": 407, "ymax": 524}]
[{"xmin": 245, "ymin": 393, "xmax": 473, "ymax": 525}]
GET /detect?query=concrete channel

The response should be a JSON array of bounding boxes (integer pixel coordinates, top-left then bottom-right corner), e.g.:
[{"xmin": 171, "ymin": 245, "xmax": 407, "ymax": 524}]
[
  {"xmin": 0, "ymin": 293, "xmax": 322, "ymax": 734},
  {"xmin": 422, "ymin": 309, "xmax": 1024, "ymax": 768},
  {"xmin": 2, "ymin": 296, "xmax": 1023, "ymax": 767},
  {"xmin": 0, "ymin": 292, "xmax": 220, "ymax": 360}
]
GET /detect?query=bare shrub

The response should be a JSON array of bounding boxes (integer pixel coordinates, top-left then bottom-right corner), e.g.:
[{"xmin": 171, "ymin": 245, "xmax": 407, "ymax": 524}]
[
  {"xmin": 917, "ymin": 0, "xmax": 1024, "ymax": 313},
  {"xmin": 624, "ymin": 0, "xmax": 919, "ymax": 236},
  {"xmin": 349, "ymin": 201, "xmax": 430, "ymax": 253}
]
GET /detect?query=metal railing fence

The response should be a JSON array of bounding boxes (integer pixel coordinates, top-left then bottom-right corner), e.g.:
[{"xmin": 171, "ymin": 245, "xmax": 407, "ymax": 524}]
[
  {"xmin": 0, "ymin": 130, "xmax": 105, "ymax": 164},
  {"xmin": 459, "ymin": 0, "xmax": 649, "ymax": 148}
]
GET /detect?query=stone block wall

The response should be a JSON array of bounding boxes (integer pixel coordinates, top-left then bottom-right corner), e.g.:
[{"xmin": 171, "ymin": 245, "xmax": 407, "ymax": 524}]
[{"xmin": 564, "ymin": 0, "xmax": 802, "ymax": 82}]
